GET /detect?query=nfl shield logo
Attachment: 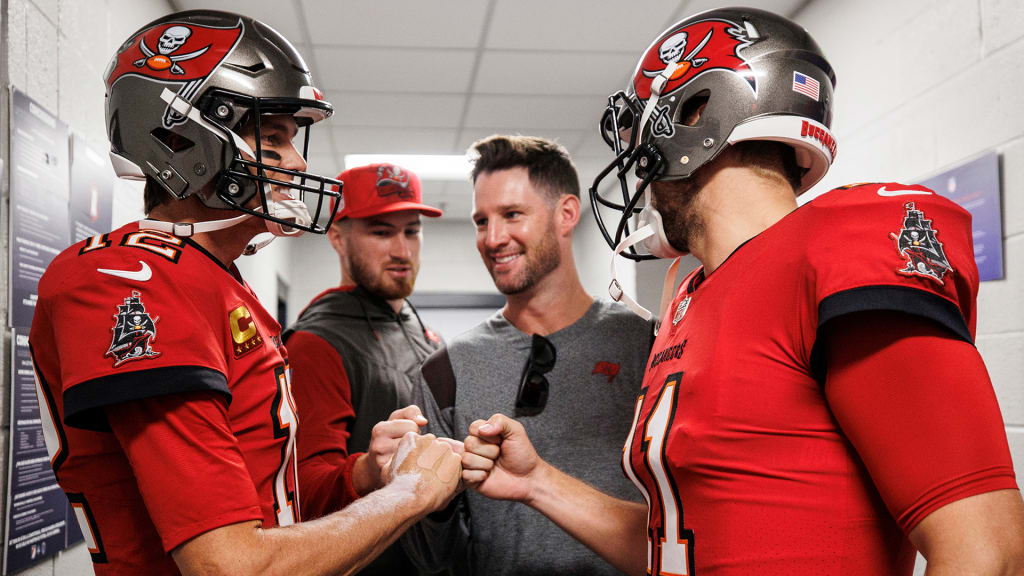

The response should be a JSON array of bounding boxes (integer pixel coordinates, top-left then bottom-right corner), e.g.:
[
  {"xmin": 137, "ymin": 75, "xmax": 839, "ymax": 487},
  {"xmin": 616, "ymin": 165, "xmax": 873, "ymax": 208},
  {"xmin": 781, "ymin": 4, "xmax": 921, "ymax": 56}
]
[{"xmin": 672, "ymin": 296, "xmax": 691, "ymax": 325}]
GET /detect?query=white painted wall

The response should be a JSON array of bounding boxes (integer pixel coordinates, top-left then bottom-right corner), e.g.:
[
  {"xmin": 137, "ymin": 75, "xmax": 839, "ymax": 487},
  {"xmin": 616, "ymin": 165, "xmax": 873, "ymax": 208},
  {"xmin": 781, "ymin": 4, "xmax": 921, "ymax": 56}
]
[
  {"xmin": 1, "ymin": 1, "xmax": 173, "ymax": 574},
  {"xmin": 792, "ymin": 1, "xmax": 1024, "ymax": 572}
]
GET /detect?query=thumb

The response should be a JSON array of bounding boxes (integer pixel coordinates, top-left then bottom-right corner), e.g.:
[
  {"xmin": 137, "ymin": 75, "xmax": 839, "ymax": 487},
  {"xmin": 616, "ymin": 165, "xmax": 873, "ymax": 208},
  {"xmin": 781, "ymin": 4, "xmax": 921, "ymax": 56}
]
[
  {"xmin": 476, "ymin": 413, "xmax": 519, "ymax": 440},
  {"xmin": 391, "ymin": 404, "xmax": 428, "ymax": 426}
]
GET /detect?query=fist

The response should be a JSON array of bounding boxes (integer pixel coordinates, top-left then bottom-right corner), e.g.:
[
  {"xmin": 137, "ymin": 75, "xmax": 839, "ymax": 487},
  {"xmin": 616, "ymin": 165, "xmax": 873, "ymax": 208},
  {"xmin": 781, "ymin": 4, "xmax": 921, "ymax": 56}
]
[
  {"xmin": 387, "ymin": 432, "xmax": 463, "ymax": 513},
  {"xmin": 463, "ymin": 414, "xmax": 540, "ymax": 502},
  {"xmin": 359, "ymin": 405, "xmax": 428, "ymax": 493}
]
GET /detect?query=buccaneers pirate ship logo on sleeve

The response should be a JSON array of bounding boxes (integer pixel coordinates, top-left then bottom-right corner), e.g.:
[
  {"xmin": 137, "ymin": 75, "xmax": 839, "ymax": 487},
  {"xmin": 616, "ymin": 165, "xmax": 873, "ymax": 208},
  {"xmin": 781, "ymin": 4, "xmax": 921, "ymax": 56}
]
[
  {"xmin": 633, "ymin": 18, "xmax": 755, "ymax": 102},
  {"xmin": 105, "ymin": 20, "xmax": 244, "ymax": 128},
  {"xmin": 890, "ymin": 202, "xmax": 953, "ymax": 284},
  {"xmin": 106, "ymin": 291, "xmax": 161, "ymax": 367}
]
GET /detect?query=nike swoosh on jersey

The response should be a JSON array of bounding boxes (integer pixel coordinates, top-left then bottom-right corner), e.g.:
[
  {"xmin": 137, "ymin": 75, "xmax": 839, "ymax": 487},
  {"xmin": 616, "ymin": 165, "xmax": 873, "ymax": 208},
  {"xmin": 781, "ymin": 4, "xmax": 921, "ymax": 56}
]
[
  {"xmin": 97, "ymin": 261, "xmax": 153, "ymax": 282},
  {"xmin": 877, "ymin": 186, "xmax": 933, "ymax": 197}
]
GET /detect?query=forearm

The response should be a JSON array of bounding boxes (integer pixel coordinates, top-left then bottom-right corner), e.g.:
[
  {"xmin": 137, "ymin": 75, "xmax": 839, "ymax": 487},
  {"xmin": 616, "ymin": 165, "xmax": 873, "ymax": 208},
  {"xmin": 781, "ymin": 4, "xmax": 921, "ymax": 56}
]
[
  {"xmin": 913, "ymin": 490, "xmax": 1024, "ymax": 576},
  {"xmin": 922, "ymin": 553, "xmax": 1024, "ymax": 576},
  {"xmin": 174, "ymin": 475, "xmax": 430, "ymax": 576},
  {"xmin": 526, "ymin": 461, "xmax": 648, "ymax": 576},
  {"xmin": 351, "ymin": 452, "xmax": 376, "ymax": 496},
  {"xmin": 923, "ymin": 561, "xmax": 1023, "ymax": 576}
]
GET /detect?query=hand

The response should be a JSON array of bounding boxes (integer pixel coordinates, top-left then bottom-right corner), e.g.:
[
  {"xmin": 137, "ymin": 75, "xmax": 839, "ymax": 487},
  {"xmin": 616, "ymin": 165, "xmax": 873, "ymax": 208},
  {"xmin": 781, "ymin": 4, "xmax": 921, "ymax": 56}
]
[
  {"xmin": 354, "ymin": 405, "xmax": 428, "ymax": 494},
  {"xmin": 387, "ymin": 432, "xmax": 463, "ymax": 513},
  {"xmin": 463, "ymin": 414, "xmax": 542, "ymax": 503}
]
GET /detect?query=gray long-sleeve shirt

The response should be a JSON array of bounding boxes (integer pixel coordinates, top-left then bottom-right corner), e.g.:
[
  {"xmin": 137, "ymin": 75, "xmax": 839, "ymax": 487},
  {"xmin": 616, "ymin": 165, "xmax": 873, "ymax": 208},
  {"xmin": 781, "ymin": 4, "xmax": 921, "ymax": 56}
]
[{"xmin": 403, "ymin": 298, "xmax": 653, "ymax": 576}]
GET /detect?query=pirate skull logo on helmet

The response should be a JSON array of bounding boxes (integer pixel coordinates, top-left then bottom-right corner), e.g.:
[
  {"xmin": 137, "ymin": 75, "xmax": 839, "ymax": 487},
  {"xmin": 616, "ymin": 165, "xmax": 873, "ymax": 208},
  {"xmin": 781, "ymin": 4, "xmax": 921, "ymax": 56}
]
[
  {"xmin": 158, "ymin": 26, "xmax": 191, "ymax": 54},
  {"xmin": 659, "ymin": 32, "xmax": 688, "ymax": 64}
]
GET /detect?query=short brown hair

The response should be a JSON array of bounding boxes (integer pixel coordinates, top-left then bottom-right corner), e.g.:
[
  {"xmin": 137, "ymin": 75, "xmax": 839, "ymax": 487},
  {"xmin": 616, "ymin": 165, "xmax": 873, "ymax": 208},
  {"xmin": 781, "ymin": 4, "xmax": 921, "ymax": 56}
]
[
  {"xmin": 469, "ymin": 135, "xmax": 579, "ymax": 202},
  {"xmin": 731, "ymin": 141, "xmax": 804, "ymax": 193}
]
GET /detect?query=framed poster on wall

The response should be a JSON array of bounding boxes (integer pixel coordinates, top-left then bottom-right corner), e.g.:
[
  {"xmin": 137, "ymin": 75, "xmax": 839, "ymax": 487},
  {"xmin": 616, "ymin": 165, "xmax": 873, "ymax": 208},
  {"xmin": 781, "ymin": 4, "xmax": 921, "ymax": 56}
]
[
  {"xmin": 6, "ymin": 89, "xmax": 70, "ymax": 329},
  {"xmin": 918, "ymin": 152, "xmax": 1003, "ymax": 281}
]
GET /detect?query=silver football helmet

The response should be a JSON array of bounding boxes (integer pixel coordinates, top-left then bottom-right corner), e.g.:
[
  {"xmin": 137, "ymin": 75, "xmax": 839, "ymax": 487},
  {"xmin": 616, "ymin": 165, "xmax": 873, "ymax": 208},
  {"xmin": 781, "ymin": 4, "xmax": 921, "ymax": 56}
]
[
  {"xmin": 104, "ymin": 10, "xmax": 341, "ymax": 237},
  {"xmin": 591, "ymin": 7, "xmax": 837, "ymax": 261}
]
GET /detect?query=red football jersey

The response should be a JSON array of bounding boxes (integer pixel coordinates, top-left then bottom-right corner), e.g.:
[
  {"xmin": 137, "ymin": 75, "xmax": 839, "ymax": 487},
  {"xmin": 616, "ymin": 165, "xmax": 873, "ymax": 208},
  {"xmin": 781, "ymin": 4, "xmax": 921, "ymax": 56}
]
[
  {"xmin": 29, "ymin": 223, "xmax": 300, "ymax": 574},
  {"xmin": 624, "ymin": 183, "xmax": 1017, "ymax": 575}
]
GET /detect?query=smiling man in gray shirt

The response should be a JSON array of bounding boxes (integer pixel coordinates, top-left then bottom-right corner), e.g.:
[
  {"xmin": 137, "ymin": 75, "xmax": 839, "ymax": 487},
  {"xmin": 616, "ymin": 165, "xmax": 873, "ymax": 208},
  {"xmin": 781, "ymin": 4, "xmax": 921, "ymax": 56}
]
[{"xmin": 403, "ymin": 135, "xmax": 653, "ymax": 576}]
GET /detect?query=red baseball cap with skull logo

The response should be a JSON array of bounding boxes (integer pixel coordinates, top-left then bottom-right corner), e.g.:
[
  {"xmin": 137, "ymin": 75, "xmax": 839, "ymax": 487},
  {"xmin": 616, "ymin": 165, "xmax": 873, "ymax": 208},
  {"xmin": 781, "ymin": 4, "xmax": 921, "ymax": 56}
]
[{"xmin": 331, "ymin": 163, "xmax": 443, "ymax": 222}]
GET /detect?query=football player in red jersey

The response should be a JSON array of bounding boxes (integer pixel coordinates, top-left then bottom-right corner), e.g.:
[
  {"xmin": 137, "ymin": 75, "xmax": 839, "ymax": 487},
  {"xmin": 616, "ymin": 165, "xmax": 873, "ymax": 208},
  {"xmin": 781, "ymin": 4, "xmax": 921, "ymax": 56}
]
[
  {"xmin": 29, "ymin": 10, "xmax": 461, "ymax": 576},
  {"xmin": 460, "ymin": 7, "xmax": 1024, "ymax": 575}
]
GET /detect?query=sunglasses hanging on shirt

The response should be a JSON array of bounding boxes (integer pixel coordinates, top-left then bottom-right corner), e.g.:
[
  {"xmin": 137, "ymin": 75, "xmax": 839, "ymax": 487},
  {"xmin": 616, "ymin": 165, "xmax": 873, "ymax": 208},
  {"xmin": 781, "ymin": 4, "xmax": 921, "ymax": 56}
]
[{"xmin": 515, "ymin": 334, "xmax": 557, "ymax": 416}]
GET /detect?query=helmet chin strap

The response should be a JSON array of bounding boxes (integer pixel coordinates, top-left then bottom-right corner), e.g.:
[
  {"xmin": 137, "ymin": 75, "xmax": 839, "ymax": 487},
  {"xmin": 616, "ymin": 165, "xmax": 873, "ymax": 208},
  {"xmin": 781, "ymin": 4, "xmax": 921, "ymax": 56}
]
[
  {"xmin": 610, "ymin": 225, "xmax": 657, "ymax": 320},
  {"xmin": 244, "ymin": 198, "xmax": 312, "ymax": 255},
  {"xmin": 608, "ymin": 188, "xmax": 685, "ymax": 326},
  {"xmin": 609, "ymin": 226, "xmax": 682, "ymax": 329},
  {"xmin": 637, "ymin": 60, "xmax": 679, "ymax": 141},
  {"xmin": 139, "ymin": 212, "xmax": 252, "ymax": 237},
  {"xmin": 139, "ymin": 198, "xmax": 313, "ymax": 255},
  {"xmin": 637, "ymin": 188, "xmax": 684, "ymax": 259}
]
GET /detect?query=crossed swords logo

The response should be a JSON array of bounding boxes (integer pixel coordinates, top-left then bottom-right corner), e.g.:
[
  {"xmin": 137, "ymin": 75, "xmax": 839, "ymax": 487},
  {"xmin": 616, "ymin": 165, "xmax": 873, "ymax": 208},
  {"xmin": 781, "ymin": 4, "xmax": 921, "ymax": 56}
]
[
  {"xmin": 643, "ymin": 29, "xmax": 713, "ymax": 79},
  {"xmin": 133, "ymin": 25, "xmax": 210, "ymax": 75}
]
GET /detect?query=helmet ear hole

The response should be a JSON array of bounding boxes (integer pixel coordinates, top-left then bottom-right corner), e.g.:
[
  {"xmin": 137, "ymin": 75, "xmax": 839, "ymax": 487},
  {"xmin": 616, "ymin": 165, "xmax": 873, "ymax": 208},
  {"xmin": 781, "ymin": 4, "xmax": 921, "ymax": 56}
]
[
  {"xmin": 678, "ymin": 90, "xmax": 709, "ymax": 127},
  {"xmin": 150, "ymin": 127, "xmax": 195, "ymax": 154},
  {"xmin": 109, "ymin": 112, "xmax": 124, "ymax": 152}
]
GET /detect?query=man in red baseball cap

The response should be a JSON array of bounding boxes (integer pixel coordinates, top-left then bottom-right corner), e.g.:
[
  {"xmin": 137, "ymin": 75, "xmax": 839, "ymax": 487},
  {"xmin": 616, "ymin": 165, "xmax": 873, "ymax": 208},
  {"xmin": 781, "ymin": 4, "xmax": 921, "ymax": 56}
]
[{"xmin": 284, "ymin": 163, "xmax": 446, "ymax": 576}]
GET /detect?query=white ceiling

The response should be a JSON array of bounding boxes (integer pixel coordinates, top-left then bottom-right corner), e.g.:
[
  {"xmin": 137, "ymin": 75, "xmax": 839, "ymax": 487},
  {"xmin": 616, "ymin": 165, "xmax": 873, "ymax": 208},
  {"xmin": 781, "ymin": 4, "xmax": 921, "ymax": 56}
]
[{"xmin": 175, "ymin": 0, "xmax": 809, "ymax": 218}]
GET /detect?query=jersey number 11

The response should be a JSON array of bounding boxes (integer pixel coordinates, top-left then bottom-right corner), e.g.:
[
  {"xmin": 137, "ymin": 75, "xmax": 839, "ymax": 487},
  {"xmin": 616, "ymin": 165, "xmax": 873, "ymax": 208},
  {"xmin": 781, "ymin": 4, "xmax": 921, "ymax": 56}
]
[{"xmin": 623, "ymin": 373, "xmax": 695, "ymax": 575}]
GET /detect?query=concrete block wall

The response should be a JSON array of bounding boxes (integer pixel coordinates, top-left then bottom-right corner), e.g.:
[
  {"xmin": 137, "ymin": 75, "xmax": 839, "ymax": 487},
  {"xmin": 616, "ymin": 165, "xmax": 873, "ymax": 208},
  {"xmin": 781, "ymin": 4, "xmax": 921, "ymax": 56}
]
[
  {"xmin": 1, "ymin": 2, "xmax": 172, "ymax": 575},
  {"xmin": 793, "ymin": 0, "xmax": 1024, "ymax": 572}
]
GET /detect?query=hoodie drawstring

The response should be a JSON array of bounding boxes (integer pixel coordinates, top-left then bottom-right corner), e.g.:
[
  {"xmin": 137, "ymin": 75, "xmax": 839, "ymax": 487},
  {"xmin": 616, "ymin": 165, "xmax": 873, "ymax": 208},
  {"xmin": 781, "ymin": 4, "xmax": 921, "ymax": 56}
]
[
  {"xmin": 354, "ymin": 293, "xmax": 380, "ymax": 341},
  {"xmin": 404, "ymin": 299, "xmax": 431, "ymax": 343}
]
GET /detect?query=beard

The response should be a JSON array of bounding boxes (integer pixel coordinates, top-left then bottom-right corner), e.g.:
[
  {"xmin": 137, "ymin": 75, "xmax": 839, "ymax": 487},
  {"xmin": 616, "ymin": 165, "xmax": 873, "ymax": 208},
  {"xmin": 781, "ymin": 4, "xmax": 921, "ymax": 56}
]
[
  {"xmin": 649, "ymin": 177, "xmax": 705, "ymax": 254},
  {"xmin": 347, "ymin": 252, "xmax": 417, "ymax": 301},
  {"xmin": 489, "ymin": 219, "xmax": 561, "ymax": 296}
]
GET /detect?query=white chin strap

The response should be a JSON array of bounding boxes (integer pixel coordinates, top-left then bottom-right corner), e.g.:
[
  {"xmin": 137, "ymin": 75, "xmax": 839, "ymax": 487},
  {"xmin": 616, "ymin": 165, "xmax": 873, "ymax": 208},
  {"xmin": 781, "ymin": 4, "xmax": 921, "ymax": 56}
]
[
  {"xmin": 637, "ymin": 60, "xmax": 679, "ymax": 142},
  {"xmin": 636, "ymin": 188, "xmax": 684, "ymax": 260},
  {"xmin": 609, "ymin": 228, "xmax": 682, "ymax": 327},
  {"xmin": 608, "ymin": 188, "xmax": 685, "ymax": 324},
  {"xmin": 139, "ymin": 212, "xmax": 252, "ymax": 237},
  {"xmin": 243, "ymin": 199, "xmax": 314, "ymax": 255},
  {"xmin": 610, "ymin": 225, "xmax": 657, "ymax": 320},
  {"xmin": 139, "ymin": 199, "xmax": 313, "ymax": 255},
  {"xmin": 262, "ymin": 199, "xmax": 312, "ymax": 237}
]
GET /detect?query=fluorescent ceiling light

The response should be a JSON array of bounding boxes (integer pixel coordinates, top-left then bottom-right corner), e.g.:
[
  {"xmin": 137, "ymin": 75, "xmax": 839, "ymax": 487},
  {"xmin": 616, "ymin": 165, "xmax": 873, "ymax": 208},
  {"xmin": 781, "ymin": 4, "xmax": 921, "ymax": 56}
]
[{"xmin": 344, "ymin": 154, "xmax": 472, "ymax": 181}]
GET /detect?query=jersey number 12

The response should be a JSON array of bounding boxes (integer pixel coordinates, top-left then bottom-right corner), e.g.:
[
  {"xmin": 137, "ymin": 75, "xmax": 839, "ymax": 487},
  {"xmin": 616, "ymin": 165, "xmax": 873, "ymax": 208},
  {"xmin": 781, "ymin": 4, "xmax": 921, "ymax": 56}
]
[{"xmin": 271, "ymin": 364, "xmax": 300, "ymax": 526}]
